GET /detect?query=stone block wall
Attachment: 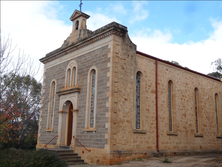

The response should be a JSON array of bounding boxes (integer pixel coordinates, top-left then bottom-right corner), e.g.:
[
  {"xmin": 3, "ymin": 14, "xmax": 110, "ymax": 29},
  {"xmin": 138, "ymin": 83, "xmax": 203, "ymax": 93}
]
[{"xmin": 37, "ymin": 45, "xmax": 110, "ymax": 149}]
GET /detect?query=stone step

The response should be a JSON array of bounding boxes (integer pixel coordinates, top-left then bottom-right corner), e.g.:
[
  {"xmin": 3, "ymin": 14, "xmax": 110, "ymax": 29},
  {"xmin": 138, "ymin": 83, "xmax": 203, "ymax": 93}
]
[
  {"xmin": 47, "ymin": 148, "xmax": 87, "ymax": 166},
  {"xmin": 67, "ymin": 161, "xmax": 87, "ymax": 165},
  {"xmin": 59, "ymin": 146, "xmax": 70, "ymax": 149},
  {"xmin": 49, "ymin": 149, "xmax": 73, "ymax": 153},
  {"xmin": 66, "ymin": 159, "xmax": 84, "ymax": 163},
  {"xmin": 58, "ymin": 152, "xmax": 79, "ymax": 156},
  {"xmin": 62, "ymin": 156, "xmax": 82, "ymax": 160}
]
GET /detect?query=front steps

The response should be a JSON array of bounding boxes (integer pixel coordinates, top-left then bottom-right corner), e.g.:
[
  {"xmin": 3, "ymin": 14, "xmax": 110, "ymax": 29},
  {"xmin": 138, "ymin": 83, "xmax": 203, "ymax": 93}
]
[{"xmin": 49, "ymin": 147, "xmax": 87, "ymax": 166}]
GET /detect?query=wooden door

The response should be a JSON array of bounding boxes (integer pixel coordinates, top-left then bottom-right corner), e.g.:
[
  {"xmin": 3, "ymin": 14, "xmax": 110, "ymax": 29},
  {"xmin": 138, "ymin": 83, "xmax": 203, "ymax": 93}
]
[{"xmin": 67, "ymin": 103, "xmax": 73, "ymax": 146}]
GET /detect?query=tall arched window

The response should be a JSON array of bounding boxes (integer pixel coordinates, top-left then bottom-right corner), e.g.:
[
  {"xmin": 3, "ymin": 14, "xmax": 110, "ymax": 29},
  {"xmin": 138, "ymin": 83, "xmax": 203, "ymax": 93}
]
[
  {"xmin": 168, "ymin": 80, "xmax": 173, "ymax": 132},
  {"xmin": 65, "ymin": 61, "xmax": 78, "ymax": 88},
  {"xmin": 48, "ymin": 81, "xmax": 56, "ymax": 130},
  {"xmin": 67, "ymin": 68, "xmax": 71, "ymax": 87},
  {"xmin": 215, "ymin": 93, "xmax": 219, "ymax": 135},
  {"xmin": 89, "ymin": 69, "xmax": 96, "ymax": 128},
  {"xmin": 194, "ymin": 88, "xmax": 199, "ymax": 133},
  {"xmin": 72, "ymin": 67, "xmax": 76, "ymax": 86},
  {"xmin": 136, "ymin": 72, "xmax": 141, "ymax": 129},
  {"xmin": 85, "ymin": 67, "xmax": 98, "ymax": 130}
]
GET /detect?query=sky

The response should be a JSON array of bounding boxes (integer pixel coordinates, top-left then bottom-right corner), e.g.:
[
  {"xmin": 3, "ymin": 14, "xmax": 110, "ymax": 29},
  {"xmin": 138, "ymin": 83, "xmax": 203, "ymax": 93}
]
[{"xmin": 1, "ymin": 1, "xmax": 222, "ymax": 81}]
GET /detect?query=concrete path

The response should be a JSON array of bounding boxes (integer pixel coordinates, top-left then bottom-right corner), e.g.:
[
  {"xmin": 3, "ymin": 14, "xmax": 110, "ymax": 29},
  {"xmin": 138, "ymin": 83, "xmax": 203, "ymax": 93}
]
[{"xmin": 69, "ymin": 153, "xmax": 222, "ymax": 167}]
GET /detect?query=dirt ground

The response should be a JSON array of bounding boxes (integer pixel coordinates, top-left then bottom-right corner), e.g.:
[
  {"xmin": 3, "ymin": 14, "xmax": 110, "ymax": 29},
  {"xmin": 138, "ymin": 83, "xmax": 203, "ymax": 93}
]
[{"xmin": 70, "ymin": 153, "xmax": 222, "ymax": 167}]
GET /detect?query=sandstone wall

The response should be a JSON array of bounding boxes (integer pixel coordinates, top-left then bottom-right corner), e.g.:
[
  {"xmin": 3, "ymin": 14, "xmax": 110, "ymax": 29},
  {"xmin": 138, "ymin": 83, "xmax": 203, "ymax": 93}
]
[
  {"xmin": 109, "ymin": 35, "xmax": 222, "ymax": 163},
  {"xmin": 157, "ymin": 60, "xmax": 222, "ymax": 151}
]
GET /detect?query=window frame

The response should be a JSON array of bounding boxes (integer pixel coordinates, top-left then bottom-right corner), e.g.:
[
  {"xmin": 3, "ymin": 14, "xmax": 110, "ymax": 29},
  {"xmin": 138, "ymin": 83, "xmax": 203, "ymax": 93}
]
[
  {"xmin": 167, "ymin": 80, "xmax": 177, "ymax": 136},
  {"xmin": 84, "ymin": 66, "xmax": 98, "ymax": 131},
  {"xmin": 168, "ymin": 80, "xmax": 173, "ymax": 132},
  {"xmin": 194, "ymin": 87, "xmax": 203, "ymax": 137},
  {"xmin": 133, "ymin": 71, "xmax": 146, "ymax": 134},
  {"xmin": 65, "ymin": 60, "xmax": 78, "ymax": 88},
  {"xmin": 46, "ymin": 80, "xmax": 57, "ymax": 131},
  {"xmin": 215, "ymin": 93, "xmax": 219, "ymax": 135},
  {"xmin": 135, "ymin": 72, "xmax": 141, "ymax": 130}
]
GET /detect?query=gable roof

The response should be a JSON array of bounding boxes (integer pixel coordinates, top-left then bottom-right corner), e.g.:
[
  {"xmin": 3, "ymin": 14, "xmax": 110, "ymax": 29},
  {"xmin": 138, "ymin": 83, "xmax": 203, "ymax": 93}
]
[{"xmin": 70, "ymin": 9, "xmax": 90, "ymax": 21}]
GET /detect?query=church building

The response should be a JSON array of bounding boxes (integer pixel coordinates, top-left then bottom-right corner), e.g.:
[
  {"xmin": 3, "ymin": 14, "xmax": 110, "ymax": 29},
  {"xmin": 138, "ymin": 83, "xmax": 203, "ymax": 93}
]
[{"xmin": 37, "ymin": 10, "xmax": 222, "ymax": 165}]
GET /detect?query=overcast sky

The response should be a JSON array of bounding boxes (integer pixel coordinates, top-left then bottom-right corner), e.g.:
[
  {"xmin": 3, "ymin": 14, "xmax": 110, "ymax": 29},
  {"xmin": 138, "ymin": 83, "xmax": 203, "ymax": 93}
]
[{"xmin": 2, "ymin": 1, "xmax": 222, "ymax": 80}]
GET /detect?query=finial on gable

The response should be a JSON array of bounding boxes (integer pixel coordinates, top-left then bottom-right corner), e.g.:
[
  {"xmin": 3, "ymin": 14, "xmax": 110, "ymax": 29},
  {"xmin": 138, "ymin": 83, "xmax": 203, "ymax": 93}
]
[{"xmin": 79, "ymin": 0, "xmax": 83, "ymax": 12}]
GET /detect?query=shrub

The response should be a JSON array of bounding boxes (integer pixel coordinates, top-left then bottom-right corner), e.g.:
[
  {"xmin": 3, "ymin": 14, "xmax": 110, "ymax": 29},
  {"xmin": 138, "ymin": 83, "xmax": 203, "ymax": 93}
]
[
  {"xmin": 0, "ymin": 149, "xmax": 67, "ymax": 167},
  {"xmin": 163, "ymin": 157, "xmax": 170, "ymax": 163}
]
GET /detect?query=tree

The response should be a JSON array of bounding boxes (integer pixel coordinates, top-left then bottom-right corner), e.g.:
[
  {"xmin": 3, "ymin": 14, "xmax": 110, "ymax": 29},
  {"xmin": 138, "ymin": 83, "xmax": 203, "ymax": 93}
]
[
  {"xmin": 0, "ymin": 73, "xmax": 41, "ymax": 149},
  {"xmin": 170, "ymin": 60, "xmax": 180, "ymax": 66},
  {"xmin": 207, "ymin": 58, "xmax": 222, "ymax": 79},
  {"xmin": 0, "ymin": 33, "xmax": 42, "ymax": 149}
]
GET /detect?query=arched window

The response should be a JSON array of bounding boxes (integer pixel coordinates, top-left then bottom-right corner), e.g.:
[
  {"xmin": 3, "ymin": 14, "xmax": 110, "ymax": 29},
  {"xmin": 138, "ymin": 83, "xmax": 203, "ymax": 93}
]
[
  {"xmin": 89, "ymin": 69, "xmax": 96, "ymax": 128},
  {"xmin": 194, "ymin": 88, "xmax": 199, "ymax": 133},
  {"xmin": 136, "ymin": 72, "xmax": 141, "ymax": 129},
  {"xmin": 48, "ymin": 81, "xmax": 56, "ymax": 130},
  {"xmin": 72, "ymin": 67, "xmax": 76, "ymax": 86},
  {"xmin": 67, "ymin": 68, "xmax": 71, "ymax": 87},
  {"xmin": 85, "ymin": 67, "xmax": 98, "ymax": 130},
  {"xmin": 65, "ymin": 61, "xmax": 78, "ymax": 88},
  {"xmin": 168, "ymin": 80, "xmax": 173, "ymax": 131},
  {"xmin": 215, "ymin": 93, "xmax": 219, "ymax": 135},
  {"xmin": 75, "ymin": 20, "xmax": 79, "ymax": 30}
]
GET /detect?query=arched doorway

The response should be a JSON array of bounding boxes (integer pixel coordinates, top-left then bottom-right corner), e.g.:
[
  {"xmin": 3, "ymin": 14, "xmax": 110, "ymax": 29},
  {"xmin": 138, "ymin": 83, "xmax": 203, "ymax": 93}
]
[{"xmin": 67, "ymin": 103, "xmax": 73, "ymax": 146}]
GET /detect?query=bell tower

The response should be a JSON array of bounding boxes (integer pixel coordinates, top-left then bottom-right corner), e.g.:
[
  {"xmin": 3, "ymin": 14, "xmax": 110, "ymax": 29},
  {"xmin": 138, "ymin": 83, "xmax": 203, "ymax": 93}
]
[{"xmin": 69, "ymin": 10, "xmax": 90, "ymax": 45}]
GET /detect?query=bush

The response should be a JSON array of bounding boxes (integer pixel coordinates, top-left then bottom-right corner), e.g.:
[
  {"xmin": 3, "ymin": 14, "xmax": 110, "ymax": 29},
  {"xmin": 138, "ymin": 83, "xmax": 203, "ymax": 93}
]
[
  {"xmin": 0, "ymin": 134, "xmax": 37, "ymax": 150},
  {"xmin": 0, "ymin": 149, "xmax": 67, "ymax": 167}
]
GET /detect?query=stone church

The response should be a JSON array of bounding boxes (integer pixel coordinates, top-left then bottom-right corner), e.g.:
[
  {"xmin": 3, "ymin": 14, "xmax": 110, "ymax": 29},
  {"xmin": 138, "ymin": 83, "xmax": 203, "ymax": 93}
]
[{"xmin": 37, "ymin": 10, "xmax": 222, "ymax": 165}]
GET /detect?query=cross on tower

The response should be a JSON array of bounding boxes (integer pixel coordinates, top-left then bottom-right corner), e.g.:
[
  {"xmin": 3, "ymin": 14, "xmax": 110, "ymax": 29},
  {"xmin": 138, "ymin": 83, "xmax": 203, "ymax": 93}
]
[{"xmin": 79, "ymin": 0, "xmax": 83, "ymax": 12}]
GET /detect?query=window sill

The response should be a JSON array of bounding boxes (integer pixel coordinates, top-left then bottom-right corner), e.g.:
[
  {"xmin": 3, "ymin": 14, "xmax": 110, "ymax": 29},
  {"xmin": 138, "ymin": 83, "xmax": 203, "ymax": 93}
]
[
  {"xmin": 57, "ymin": 86, "xmax": 81, "ymax": 96},
  {"xmin": 194, "ymin": 133, "xmax": 204, "ymax": 137},
  {"xmin": 45, "ymin": 128, "xmax": 54, "ymax": 132},
  {"xmin": 167, "ymin": 132, "xmax": 178, "ymax": 136},
  {"xmin": 83, "ymin": 128, "xmax": 96, "ymax": 133},
  {"xmin": 133, "ymin": 129, "xmax": 146, "ymax": 134},
  {"xmin": 216, "ymin": 135, "xmax": 222, "ymax": 138}
]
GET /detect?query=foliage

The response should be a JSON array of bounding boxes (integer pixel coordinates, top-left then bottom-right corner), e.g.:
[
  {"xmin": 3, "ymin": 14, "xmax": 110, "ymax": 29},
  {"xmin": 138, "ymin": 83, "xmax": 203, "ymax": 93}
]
[
  {"xmin": 0, "ymin": 33, "xmax": 42, "ymax": 149},
  {"xmin": 207, "ymin": 72, "xmax": 222, "ymax": 79},
  {"xmin": 116, "ymin": 162, "xmax": 122, "ymax": 165},
  {"xmin": 170, "ymin": 60, "xmax": 181, "ymax": 66},
  {"xmin": 0, "ymin": 149, "xmax": 67, "ymax": 167},
  {"xmin": 211, "ymin": 58, "xmax": 222, "ymax": 73},
  {"xmin": 208, "ymin": 58, "xmax": 222, "ymax": 79},
  {"xmin": 0, "ymin": 73, "xmax": 41, "ymax": 149},
  {"xmin": 163, "ymin": 157, "xmax": 169, "ymax": 163},
  {"xmin": 131, "ymin": 158, "xmax": 143, "ymax": 161}
]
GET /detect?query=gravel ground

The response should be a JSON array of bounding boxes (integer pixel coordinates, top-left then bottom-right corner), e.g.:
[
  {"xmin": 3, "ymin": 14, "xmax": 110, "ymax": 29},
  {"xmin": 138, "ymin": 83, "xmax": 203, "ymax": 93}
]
[{"xmin": 69, "ymin": 154, "xmax": 222, "ymax": 167}]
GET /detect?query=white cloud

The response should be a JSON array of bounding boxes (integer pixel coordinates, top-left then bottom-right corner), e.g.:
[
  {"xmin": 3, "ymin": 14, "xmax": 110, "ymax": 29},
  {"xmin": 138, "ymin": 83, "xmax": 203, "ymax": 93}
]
[
  {"xmin": 131, "ymin": 19, "xmax": 222, "ymax": 75},
  {"xmin": 1, "ymin": 2, "xmax": 119, "ymax": 80},
  {"xmin": 86, "ymin": 11, "xmax": 118, "ymax": 31},
  {"xmin": 2, "ymin": 1, "xmax": 72, "ymax": 80},
  {"xmin": 129, "ymin": 1, "xmax": 149, "ymax": 23},
  {"xmin": 108, "ymin": 3, "xmax": 127, "ymax": 15},
  {"xmin": 209, "ymin": 18, "xmax": 222, "ymax": 41}
]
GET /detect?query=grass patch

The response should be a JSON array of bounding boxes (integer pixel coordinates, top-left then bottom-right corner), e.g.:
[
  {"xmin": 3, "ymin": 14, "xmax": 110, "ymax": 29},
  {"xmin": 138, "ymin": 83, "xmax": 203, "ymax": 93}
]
[
  {"xmin": 116, "ymin": 162, "xmax": 122, "ymax": 165},
  {"xmin": 163, "ymin": 157, "xmax": 170, "ymax": 163},
  {"xmin": 0, "ymin": 149, "xmax": 67, "ymax": 167},
  {"xmin": 131, "ymin": 158, "xmax": 143, "ymax": 161}
]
